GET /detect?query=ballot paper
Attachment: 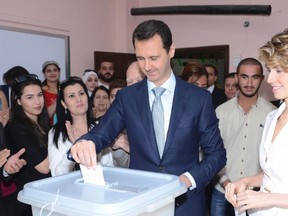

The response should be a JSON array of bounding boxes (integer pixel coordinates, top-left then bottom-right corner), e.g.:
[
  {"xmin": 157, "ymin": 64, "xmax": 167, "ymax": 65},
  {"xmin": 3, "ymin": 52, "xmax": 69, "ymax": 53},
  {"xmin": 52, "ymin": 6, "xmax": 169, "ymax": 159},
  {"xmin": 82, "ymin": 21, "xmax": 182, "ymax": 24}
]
[{"xmin": 80, "ymin": 164, "xmax": 105, "ymax": 186}]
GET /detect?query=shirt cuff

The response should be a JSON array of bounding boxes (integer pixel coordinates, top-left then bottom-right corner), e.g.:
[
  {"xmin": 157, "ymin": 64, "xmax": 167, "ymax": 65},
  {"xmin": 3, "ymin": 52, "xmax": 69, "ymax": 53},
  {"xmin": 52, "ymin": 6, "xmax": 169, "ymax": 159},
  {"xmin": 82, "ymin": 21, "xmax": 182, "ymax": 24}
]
[
  {"xmin": 183, "ymin": 171, "xmax": 197, "ymax": 190},
  {"xmin": 3, "ymin": 168, "xmax": 10, "ymax": 177},
  {"xmin": 219, "ymin": 175, "xmax": 229, "ymax": 186}
]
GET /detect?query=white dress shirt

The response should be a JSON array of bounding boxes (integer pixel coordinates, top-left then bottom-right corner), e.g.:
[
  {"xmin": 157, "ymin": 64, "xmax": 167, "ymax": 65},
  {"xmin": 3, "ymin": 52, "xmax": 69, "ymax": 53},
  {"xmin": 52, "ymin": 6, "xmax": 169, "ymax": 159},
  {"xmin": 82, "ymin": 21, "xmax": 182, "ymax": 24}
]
[
  {"xmin": 147, "ymin": 72, "xmax": 196, "ymax": 190},
  {"xmin": 248, "ymin": 103, "xmax": 288, "ymax": 215},
  {"xmin": 207, "ymin": 84, "xmax": 215, "ymax": 93}
]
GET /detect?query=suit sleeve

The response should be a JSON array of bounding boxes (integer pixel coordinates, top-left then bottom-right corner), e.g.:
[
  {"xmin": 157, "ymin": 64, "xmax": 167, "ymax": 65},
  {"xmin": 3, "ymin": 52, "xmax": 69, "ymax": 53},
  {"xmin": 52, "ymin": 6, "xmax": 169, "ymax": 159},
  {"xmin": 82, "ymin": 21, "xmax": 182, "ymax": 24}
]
[
  {"xmin": 190, "ymin": 91, "xmax": 226, "ymax": 191},
  {"xmin": 77, "ymin": 95, "xmax": 126, "ymax": 153}
]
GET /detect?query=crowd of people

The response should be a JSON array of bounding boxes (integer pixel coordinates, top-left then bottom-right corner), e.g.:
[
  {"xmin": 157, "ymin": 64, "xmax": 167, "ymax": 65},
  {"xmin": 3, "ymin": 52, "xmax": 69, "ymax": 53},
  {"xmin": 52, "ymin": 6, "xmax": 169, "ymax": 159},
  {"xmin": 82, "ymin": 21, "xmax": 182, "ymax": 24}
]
[
  {"xmin": 0, "ymin": 59, "xmax": 143, "ymax": 215},
  {"xmin": 1, "ymin": 19, "xmax": 288, "ymax": 216}
]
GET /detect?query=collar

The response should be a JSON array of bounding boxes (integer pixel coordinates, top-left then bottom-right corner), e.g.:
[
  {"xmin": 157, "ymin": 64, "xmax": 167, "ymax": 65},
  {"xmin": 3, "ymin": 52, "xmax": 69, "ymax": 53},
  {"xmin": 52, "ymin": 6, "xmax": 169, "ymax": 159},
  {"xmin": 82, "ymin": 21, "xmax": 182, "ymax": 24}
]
[
  {"xmin": 235, "ymin": 91, "xmax": 262, "ymax": 108},
  {"xmin": 207, "ymin": 84, "xmax": 215, "ymax": 93},
  {"xmin": 98, "ymin": 80, "xmax": 109, "ymax": 89},
  {"xmin": 147, "ymin": 71, "xmax": 176, "ymax": 94}
]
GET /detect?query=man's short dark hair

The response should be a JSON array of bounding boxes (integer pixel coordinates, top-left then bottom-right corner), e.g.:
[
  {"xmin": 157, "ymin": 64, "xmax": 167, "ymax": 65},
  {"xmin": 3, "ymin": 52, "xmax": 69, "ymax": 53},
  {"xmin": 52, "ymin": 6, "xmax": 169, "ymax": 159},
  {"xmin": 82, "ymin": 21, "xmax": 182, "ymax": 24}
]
[
  {"xmin": 99, "ymin": 60, "xmax": 114, "ymax": 69},
  {"xmin": 224, "ymin": 72, "xmax": 237, "ymax": 81},
  {"xmin": 109, "ymin": 79, "xmax": 127, "ymax": 93},
  {"xmin": 236, "ymin": 58, "xmax": 263, "ymax": 74},
  {"xmin": 132, "ymin": 20, "xmax": 172, "ymax": 53},
  {"xmin": 205, "ymin": 64, "xmax": 218, "ymax": 76}
]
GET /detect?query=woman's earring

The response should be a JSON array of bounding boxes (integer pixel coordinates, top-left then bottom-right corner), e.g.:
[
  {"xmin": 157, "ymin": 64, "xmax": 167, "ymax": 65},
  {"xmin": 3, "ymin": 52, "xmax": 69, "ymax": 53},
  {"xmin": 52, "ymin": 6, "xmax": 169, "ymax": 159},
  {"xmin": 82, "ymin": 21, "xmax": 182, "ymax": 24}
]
[{"xmin": 65, "ymin": 109, "xmax": 68, "ymax": 115}]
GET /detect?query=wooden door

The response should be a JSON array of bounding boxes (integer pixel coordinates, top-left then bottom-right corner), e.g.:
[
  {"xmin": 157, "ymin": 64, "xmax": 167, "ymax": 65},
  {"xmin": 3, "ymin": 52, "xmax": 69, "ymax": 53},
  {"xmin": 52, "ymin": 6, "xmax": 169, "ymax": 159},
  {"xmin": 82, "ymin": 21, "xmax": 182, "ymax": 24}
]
[{"xmin": 94, "ymin": 51, "xmax": 136, "ymax": 80}]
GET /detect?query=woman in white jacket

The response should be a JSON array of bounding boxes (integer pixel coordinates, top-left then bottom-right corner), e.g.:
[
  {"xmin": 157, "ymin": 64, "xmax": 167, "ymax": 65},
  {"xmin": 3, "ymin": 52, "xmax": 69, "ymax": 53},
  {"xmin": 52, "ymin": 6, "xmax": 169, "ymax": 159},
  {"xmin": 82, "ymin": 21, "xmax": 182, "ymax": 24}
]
[
  {"xmin": 225, "ymin": 28, "xmax": 288, "ymax": 215},
  {"xmin": 48, "ymin": 77, "xmax": 96, "ymax": 176}
]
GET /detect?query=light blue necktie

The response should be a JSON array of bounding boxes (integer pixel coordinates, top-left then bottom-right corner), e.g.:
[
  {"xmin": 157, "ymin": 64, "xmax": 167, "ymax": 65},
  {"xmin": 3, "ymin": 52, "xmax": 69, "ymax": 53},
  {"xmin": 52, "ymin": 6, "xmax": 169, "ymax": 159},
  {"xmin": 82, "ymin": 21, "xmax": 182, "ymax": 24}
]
[{"xmin": 152, "ymin": 87, "xmax": 166, "ymax": 158}]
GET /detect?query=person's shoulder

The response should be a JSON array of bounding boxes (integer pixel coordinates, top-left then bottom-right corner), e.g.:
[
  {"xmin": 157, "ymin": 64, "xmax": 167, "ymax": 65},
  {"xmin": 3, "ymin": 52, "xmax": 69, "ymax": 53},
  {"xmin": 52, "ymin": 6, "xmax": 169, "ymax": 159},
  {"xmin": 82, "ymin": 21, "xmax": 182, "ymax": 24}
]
[
  {"xmin": 5, "ymin": 121, "xmax": 27, "ymax": 133},
  {"xmin": 48, "ymin": 127, "xmax": 55, "ymax": 136},
  {"xmin": 258, "ymin": 96, "xmax": 277, "ymax": 110},
  {"xmin": 216, "ymin": 98, "xmax": 235, "ymax": 112},
  {"xmin": 213, "ymin": 86, "xmax": 226, "ymax": 96},
  {"xmin": 5, "ymin": 121, "xmax": 30, "ymax": 144},
  {"xmin": 265, "ymin": 108, "xmax": 279, "ymax": 123}
]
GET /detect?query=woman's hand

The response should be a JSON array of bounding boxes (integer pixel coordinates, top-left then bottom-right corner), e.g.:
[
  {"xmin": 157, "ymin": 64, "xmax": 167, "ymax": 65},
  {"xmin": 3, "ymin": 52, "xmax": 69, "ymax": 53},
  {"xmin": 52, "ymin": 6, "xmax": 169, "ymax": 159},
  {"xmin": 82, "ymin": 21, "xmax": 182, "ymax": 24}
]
[
  {"xmin": 225, "ymin": 178, "xmax": 248, "ymax": 207},
  {"xmin": 0, "ymin": 108, "xmax": 10, "ymax": 127},
  {"xmin": 0, "ymin": 149, "xmax": 10, "ymax": 167},
  {"xmin": 66, "ymin": 121, "xmax": 86, "ymax": 144},
  {"xmin": 4, "ymin": 148, "xmax": 26, "ymax": 174},
  {"xmin": 234, "ymin": 189, "xmax": 272, "ymax": 213}
]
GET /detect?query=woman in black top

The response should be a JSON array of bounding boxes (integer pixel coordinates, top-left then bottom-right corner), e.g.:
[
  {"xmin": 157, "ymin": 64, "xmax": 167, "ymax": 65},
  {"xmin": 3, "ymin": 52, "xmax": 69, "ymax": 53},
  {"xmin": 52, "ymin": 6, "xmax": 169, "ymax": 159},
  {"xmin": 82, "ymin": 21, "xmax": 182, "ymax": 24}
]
[
  {"xmin": 5, "ymin": 74, "xmax": 51, "ymax": 216},
  {"xmin": 0, "ymin": 108, "xmax": 26, "ymax": 216}
]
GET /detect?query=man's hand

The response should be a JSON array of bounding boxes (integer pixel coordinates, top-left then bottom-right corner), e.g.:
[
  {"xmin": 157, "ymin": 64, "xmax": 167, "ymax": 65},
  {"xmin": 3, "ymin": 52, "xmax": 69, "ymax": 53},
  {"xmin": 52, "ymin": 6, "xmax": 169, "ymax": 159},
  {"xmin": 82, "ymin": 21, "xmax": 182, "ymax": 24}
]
[
  {"xmin": 70, "ymin": 140, "xmax": 97, "ymax": 169},
  {"xmin": 179, "ymin": 174, "xmax": 192, "ymax": 188},
  {"xmin": 4, "ymin": 148, "xmax": 26, "ymax": 174}
]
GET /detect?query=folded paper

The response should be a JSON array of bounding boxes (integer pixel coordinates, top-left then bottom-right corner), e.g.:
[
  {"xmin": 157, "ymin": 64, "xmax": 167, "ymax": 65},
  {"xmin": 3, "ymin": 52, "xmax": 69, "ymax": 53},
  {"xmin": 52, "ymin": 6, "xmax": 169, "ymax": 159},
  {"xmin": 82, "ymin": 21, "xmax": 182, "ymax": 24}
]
[{"xmin": 80, "ymin": 164, "xmax": 105, "ymax": 186}]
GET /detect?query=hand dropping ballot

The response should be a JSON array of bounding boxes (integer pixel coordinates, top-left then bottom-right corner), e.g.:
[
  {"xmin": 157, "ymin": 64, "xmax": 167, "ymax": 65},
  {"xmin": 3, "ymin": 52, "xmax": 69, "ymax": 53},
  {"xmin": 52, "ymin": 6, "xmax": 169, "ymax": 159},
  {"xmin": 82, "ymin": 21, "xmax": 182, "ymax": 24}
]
[{"xmin": 80, "ymin": 164, "xmax": 105, "ymax": 186}]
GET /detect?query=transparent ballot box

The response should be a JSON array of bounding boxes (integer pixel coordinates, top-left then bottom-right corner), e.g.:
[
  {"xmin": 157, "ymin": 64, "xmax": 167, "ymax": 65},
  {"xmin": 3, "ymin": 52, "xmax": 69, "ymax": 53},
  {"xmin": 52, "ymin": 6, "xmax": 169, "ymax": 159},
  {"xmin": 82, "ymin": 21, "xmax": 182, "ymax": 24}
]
[{"xmin": 18, "ymin": 166, "xmax": 187, "ymax": 216}]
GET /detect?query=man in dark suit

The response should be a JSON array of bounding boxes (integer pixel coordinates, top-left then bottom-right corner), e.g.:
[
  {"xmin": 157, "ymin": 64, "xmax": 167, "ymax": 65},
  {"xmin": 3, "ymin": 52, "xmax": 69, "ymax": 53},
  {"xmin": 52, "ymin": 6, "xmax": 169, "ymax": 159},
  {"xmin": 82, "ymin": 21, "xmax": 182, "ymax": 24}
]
[
  {"xmin": 205, "ymin": 64, "xmax": 227, "ymax": 108},
  {"xmin": 70, "ymin": 20, "xmax": 226, "ymax": 216}
]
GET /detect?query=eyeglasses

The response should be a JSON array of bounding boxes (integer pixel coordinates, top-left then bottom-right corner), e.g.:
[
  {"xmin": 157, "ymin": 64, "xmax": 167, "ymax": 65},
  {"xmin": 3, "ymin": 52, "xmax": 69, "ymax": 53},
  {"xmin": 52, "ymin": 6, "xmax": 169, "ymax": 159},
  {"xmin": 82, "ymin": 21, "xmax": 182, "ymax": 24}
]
[{"xmin": 15, "ymin": 74, "xmax": 39, "ymax": 83}]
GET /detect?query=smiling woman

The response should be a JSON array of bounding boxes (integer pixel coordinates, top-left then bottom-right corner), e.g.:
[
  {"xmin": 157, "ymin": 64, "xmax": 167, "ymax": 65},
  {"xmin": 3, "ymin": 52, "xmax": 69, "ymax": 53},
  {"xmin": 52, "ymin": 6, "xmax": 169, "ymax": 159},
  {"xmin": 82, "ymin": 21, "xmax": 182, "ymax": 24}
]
[
  {"xmin": 225, "ymin": 28, "xmax": 288, "ymax": 216},
  {"xmin": 5, "ymin": 74, "xmax": 51, "ymax": 216},
  {"xmin": 42, "ymin": 60, "xmax": 61, "ymax": 125}
]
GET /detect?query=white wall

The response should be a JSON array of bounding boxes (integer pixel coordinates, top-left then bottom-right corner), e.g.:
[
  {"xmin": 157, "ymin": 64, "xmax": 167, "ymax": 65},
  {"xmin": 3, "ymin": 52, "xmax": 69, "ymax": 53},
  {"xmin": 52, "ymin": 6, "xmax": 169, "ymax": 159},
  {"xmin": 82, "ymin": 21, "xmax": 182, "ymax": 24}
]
[
  {"xmin": 0, "ymin": 0, "xmax": 287, "ymax": 100},
  {"xmin": 0, "ymin": 29, "xmax": 67, "ymax": 84},
  {"xmin": 0, "ymin": 0, "xmax": 116, "ymax": 77},
  {"xmin": 126, "ymin": 0, "xmax": 287, "ymax": 100}
]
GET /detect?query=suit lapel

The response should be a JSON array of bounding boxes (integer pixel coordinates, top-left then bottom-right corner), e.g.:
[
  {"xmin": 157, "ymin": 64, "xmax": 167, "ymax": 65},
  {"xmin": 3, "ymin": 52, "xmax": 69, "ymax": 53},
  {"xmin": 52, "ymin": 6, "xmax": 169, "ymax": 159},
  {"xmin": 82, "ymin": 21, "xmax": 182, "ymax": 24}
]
[{"xmin": 163, "ymin": 78, "xmax": 190, "ymax": 157}]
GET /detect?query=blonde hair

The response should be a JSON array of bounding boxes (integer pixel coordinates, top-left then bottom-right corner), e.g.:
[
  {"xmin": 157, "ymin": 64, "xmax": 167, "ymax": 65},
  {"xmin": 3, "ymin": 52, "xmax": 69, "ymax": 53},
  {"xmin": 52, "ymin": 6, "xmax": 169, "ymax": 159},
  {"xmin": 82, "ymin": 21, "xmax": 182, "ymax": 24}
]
[{"xmin": 259, "ymin": 28, "xmax": 288, "ymax": 71}]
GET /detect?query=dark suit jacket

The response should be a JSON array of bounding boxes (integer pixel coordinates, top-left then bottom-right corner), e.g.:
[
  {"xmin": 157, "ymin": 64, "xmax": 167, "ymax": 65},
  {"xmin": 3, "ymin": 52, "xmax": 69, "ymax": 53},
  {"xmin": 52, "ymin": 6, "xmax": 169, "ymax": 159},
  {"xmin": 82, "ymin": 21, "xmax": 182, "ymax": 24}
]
[
  {"xmin": 80, "ymin": 77, "xmax": 226, "ymax": 216},
  {"xmin": 211, "ymin": 86, "xmax": 227, "ymax": 109}
]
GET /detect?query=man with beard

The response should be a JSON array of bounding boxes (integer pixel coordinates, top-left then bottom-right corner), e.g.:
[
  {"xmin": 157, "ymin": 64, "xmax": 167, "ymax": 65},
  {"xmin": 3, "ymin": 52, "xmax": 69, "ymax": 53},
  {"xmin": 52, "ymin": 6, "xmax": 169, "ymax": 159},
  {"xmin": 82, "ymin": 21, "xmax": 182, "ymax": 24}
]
[
  {"xmin": 98, "ymin": 60, "xmax": 115, "ymax": 89},
  {"xmin": 210, "ymin": 57, "xmax": 276, "ymax": 216}
]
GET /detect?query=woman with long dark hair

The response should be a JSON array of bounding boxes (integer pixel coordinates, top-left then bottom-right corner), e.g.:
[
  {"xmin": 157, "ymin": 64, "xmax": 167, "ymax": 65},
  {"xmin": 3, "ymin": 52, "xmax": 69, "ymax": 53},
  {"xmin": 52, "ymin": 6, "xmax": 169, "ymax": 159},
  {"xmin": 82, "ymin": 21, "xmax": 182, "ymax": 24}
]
[
  {"xmin": 48, "ymin": 77, "xmax": 95, "ymax": 176},
  {"xmin": 5, "ymin": 74, "xmax": 51, "ymax": 216}
]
